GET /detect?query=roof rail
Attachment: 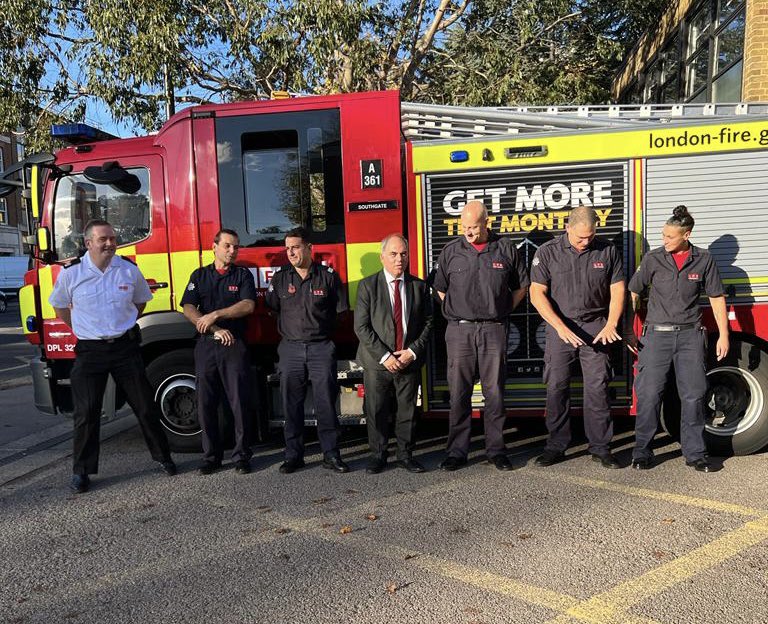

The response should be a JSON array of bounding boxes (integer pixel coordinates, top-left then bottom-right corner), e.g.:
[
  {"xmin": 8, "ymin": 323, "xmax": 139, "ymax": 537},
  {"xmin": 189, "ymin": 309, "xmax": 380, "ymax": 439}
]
[{"xmin": 401, "ymin": 101, "xmax": 768, "ymax": 140}]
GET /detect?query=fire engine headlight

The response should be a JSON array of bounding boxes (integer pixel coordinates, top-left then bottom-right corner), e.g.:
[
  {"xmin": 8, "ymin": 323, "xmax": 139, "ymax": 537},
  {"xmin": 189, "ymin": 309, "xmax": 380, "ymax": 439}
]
[
  {"xmin": 450, "ymin": 150, "xmax": 469, "ymax": 163},
  {"xmin": 25, "ymin": 316, "xmax": 37, "ymax": 333}
]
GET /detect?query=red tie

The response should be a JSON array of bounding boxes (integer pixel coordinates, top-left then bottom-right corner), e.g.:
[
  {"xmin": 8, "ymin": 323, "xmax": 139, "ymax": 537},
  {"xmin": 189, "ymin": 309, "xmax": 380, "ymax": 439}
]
[{"xmin": 393, "ymin": 279, "xmax": 403, "ymax": 352}]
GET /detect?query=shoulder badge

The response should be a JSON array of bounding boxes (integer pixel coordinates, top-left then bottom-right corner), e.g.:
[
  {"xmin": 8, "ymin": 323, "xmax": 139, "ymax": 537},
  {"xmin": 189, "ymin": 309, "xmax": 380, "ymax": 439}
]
[
  {"xmin": 63, "ymin": 258, "xmax": 81, "ymax": 269},
  {"xmin": 187, "ymin": 282, "xmax": 195, "ymax": 291},
  {"xmin": 532, "ymin": 256, "xmax": 540, "ymax": 266},
  {"xmin": 327, "ymin": 266, "xmax": 334, "ymax": 273}
]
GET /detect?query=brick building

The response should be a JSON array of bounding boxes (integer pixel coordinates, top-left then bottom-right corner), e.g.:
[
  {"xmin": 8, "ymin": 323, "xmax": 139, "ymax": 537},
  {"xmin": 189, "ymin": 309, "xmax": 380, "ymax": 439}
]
[
  {"xmin": 0, "ymin": 132, "xmax": 27, "ymax": 255},
  {"xmin": 612, "ymin": 0, "xmax": 765, "ymax": 104}
]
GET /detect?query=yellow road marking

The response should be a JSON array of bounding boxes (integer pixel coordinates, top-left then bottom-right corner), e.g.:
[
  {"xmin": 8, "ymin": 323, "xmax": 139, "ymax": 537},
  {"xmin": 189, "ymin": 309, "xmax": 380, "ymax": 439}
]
[
  {"xmin": 545, "ymin": 516, "xmax": 768, "ymax": 624},
  {"xmin": 537, "ymin": 472, "xmax": 767, "ymax": 518}
]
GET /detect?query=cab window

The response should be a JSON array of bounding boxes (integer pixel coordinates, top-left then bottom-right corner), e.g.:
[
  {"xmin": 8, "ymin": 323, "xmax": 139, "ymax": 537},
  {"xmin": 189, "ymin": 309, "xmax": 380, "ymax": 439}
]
[
  {"xmin": 51, "ymin": 168, "xmax": 151, "ymax": 259},
  {"xmin": 216, "ymin": 109, "xmax": 344, "ymax": 246}
]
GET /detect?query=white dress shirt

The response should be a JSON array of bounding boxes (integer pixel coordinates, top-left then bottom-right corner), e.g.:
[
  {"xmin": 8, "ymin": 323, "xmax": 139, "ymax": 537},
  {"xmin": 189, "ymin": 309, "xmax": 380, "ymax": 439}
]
[
  {"xmin": 49, "ymin": 253, "xmax": 153, "ymax": 340},
  {"xmin": 379, "ymin": 269, "xmax": 416, "ymax": 364}
]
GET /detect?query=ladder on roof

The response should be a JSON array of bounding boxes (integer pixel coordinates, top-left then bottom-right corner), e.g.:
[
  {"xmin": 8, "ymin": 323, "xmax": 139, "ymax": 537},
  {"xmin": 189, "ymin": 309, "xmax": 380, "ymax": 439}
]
[{"xmin": 401, "ymin": 101, "xmax": 768, "ymax": 140}]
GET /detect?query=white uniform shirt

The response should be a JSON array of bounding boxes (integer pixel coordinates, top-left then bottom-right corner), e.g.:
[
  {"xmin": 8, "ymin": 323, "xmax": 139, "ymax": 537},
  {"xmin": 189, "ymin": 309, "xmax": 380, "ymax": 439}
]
[
  {"xmin": 379, "ymin": 269, "xmax": 415, "ymax": 364},
  {"xmin": 48, "ymin": 253, "xmax": 153, "ymax": 340}
]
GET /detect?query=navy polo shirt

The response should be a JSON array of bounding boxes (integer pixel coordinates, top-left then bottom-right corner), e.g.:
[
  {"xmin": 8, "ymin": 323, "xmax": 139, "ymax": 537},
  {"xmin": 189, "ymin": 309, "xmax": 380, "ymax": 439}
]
[{"xmin": 180, "ymin": 263, "xmax": 257, "ymax": 339}]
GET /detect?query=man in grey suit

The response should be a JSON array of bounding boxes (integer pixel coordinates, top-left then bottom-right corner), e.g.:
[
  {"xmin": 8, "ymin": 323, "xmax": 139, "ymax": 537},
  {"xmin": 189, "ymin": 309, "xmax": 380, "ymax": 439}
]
[{"xmin": 354, "ymin": 234, "xmax": 433, "ymax": 474}]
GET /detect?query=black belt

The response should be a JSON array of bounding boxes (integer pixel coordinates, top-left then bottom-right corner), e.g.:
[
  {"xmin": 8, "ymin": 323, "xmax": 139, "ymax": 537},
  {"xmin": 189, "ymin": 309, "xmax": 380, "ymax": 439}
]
[
  {"xmin": 79, "ymin": 330, "xmax": 133, "ymax": 344},
  {"xmin": 646, "ymin": 323, "xmax": 699, "ymax": 332},
  {"xmin": 456, "ymin": 319, "xmax": 503, "ymax": 325}
]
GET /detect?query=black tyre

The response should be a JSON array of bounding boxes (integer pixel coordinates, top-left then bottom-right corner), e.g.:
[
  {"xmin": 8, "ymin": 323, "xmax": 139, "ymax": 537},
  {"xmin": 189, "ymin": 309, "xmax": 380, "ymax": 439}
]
[
  {"xmin": 145, "ymin": 350, "xmax": 202, "ymax": 452},
  {"xmin": 661, "ymin": 338, "xmax": 768, "ymax": 456}
]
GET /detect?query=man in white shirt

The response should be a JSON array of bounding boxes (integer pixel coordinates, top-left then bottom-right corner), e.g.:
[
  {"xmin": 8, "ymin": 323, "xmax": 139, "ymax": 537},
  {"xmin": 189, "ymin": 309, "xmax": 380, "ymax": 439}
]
[
  {"xmin": 354, "ymin": 234, "xmax": 433, "ymax": 474},
  {"xmin": 49, "ymin": 219, "xmax": 175, "ymax": 493}
]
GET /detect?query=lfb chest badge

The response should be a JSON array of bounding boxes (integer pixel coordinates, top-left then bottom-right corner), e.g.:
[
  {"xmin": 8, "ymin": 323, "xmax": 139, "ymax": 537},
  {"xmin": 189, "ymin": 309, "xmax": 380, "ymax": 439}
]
[
  {"xmin": 228, "ymin": 285, "xmax": 239, "ymax": 292},
  {"xmin": 688, "ymin": 273, "xmax": 700, "ymax": 281},
  {"xmin": 312, "ymin": 288, "xmax": 326, "ymax": 296},
  {"xmin": 287, "ymin": 283, "xmax": 296, "ymax": 294},
  {"xmin": 492, "ymin": 262, "xmax": 504, "ymax": 269},
  {"xmin": 593, "ymin": 261, "xmax": 605, "ymax": 269}
]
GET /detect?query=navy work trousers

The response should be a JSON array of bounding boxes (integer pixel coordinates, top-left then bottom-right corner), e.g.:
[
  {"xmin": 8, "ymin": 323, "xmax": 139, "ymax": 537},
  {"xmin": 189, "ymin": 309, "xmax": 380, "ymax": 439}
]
[
  {"xmin": 543, "ymin": 318, "xmax": 613, "ymax": 456},
  {"xmin": 445, "ymin": 321, "xmax": 508, "ymax": 460},
  {"xmin": 194, "ymin": 337, "xmax": 252, "ymax": 463},
  {"xmin": 633, "ymin": 326, "xmax": 708, "ymax": 462},
  {"xmin": 71, "ymin": 334, "xmax": 170, "ymax": 475},
  {"xmin": 278, "ymin": 339, "xmax": 340, "ymax": 461}
]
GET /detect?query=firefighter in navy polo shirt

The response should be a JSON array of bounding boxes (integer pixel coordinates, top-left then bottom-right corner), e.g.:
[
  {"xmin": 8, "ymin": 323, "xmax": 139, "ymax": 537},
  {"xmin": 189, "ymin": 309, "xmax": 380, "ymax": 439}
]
[
  {"xmin": 529, "ymin": 206, "xmax": 625, "ymax": 469},
  {"xmin": 629, "ymin": 205, "xmax": 729, "ymax": 473},
  {"xmin": 432, "ymin": 200, "xmax": 529, "ymax": 471},
  {"xmin": 49, "ymin": 219, "xmax": 176, "ymax": 494},
  {"xmin": 265, "ymin": 227, "xmax": 350, "ymax": 474},
  {"xmin": 181, "ymin": 228, "xmax": 257, "ymax": 475}
]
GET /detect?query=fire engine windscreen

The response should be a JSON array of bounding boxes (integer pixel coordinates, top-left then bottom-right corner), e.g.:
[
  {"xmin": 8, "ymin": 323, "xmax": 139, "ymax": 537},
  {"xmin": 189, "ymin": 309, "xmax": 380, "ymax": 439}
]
[{"xmin": 52, "ymin": 168, "xmax": 150, "ymax": 259}]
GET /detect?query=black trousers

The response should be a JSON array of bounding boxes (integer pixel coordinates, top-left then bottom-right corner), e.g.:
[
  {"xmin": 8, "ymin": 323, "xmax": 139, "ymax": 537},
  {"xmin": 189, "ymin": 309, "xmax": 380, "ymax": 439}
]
[
  {"xmin": 278, "ymin": 339, "xmax": 340, "ymax": 461},
  {"xmin": 633, "ymin": 326, "xmax": 708, "ymax": 462},
  {"xmin": 543, "ymin": 318, "xmax": 613, "ymax": 455},
  {"xmin": 194, "ymin": 337, "xmax": 252, "ymax": 463},
  {"xmin": 71, "ymin": 334, "xmax": 170, "ymax": 475},
  {"xmin": 445, "ymin": 321, "xmax": 508, "ymax": 460},
  {"xmin": 363, "ymin": 364, "xmax": 420, "ymax": 461}
]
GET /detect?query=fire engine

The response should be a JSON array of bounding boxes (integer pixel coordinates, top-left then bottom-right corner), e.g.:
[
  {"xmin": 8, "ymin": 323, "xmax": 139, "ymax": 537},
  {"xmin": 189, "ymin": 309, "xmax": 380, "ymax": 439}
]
[{"xmin": 3, "ymin": 91, "xmax": 768, "ymax": 456}]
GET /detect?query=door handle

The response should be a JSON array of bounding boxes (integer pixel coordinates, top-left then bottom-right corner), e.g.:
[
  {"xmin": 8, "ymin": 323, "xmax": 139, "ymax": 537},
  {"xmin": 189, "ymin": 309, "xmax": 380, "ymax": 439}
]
[{"xmin": 148, "ymin": 281, "xmax": 169, "ymax": 290}]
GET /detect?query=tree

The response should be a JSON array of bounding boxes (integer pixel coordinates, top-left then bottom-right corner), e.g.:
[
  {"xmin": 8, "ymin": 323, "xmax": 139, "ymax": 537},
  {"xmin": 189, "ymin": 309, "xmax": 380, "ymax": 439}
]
[
  {"xmin": 0, "ymin": 0, "xmax": 471, "ymax": 150},
  {"xmin": 420, "ymin": 0, "xmax": 670, "ymax": 106}
]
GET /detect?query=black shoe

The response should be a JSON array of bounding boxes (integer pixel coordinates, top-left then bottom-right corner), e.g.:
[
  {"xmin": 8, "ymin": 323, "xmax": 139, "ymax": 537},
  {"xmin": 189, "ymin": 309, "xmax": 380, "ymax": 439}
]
[
  {"xmin": 396, "ymin": 458, "xmax": 427, "ymax": 473},
  {"xmin": 234, "ymin": 460, "xmax": 252, "ymax": 474},
  {"xmin": 439, "ymin": 456, "xmax": 467, "ymax": 471},
  {"xmin": 535, "ymin": 450, "xmax": 565, "ymax": 467},
  {"xmin": 323, "ymin": 455, "xmax": 350, "ymax": 473},
  {"xmin": 279, "ymin": 458, "xmax": 305, "ymax": 474},
  {"xmin": 158, "ymin": 460, "xmax": 177, "ymax": 476},
  {"xmin": 366, "ymin": 458, "xmax": 387, "ymax": 474},
  {"xmin": 686, "ymin": 458, "xmax": 713, "ymax": 473},
  {"xmin": 198, "ymin": 460, "xmax": 221, "ymax": 476},
  {"xmin": 630, "ymin": 457, "xmax": 653, "ymax": 470},
  {"xmin": 70, "ymin": 474, "xmax": 90, "ymax": 494},
  {"xmin": 489, "ymin": 455, "xmax": 517, "ymax": 471},
  {"xmin": 591, "ymin": 453, "xmax": 620, "ymax": 469}
]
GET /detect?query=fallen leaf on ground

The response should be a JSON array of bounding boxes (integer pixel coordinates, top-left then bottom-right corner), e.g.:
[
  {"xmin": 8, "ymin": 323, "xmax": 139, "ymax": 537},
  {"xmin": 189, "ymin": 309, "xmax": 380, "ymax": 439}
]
[
  {"xmin": 274, "ymin": 527, "xmax": 291, "ymax": 535},
  {"xmin": 652, "ymin": 550, "xmax": 668, "ymax": 559},
  {"xmin": 404, "ymin": 553, "xmax": 418, "ymax": 560},
  {"xmin": 313, "ymin": 496, "xmax": 333, "ymax": 505},
  {"xmin": 518, "ymin": 533, "xmax": 533, "ymax": 540},
  {"xmin": 385, "ymin": 582, "xmax": 399, "ymax": 595},
  {"xmin": 339, "ymin": 525, "xmax": 353, "ymax": 534},
  {"xmin": 499, "ymin": 542, "xmax": 516, "ymax": 548},
  {"xmin": 661, "ymin": 518, "xmax": 676, "ymax": 524},
  {"xmin": 366, "ymin": 514, "xmax": 378, "ymax": 521}
]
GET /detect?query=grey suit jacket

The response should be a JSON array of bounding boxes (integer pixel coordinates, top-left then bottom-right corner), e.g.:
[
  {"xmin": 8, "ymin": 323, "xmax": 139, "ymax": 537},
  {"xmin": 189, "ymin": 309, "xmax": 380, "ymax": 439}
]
[{"xmin": 354, "ymin": 271, "xmax": 433, "ymax": 371}]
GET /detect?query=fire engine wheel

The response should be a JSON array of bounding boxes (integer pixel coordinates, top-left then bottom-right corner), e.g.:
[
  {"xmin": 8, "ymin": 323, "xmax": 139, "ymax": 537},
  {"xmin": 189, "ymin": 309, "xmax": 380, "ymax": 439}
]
[
  {"xmin": 660, "ymin": 338, "xmax": 768, "ymax": 456},
  {"xmin": 145, "ymin": 350, "xmax": 202, "ymax": 452}
]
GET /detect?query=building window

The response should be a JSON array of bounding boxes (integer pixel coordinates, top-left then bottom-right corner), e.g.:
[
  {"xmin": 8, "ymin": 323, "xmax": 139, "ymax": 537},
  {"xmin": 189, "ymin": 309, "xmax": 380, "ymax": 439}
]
[{"xmin": 624, "ymin": 0, "xmax": 744, "ymax": 105}]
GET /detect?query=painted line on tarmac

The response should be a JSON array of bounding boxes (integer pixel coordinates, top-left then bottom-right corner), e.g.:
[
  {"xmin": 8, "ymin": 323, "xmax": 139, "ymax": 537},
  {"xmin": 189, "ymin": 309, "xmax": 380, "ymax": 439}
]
[
  {"xmin": 271, "ymin": 510, "xmax": 583, "ymax": 616},
  {"xmin": 537, "ymin": 472, "xmax": 767, "ymax": 518},
  {"xmin": 544, "ymin": 516, "xmax": 768, "ymax": 624}
]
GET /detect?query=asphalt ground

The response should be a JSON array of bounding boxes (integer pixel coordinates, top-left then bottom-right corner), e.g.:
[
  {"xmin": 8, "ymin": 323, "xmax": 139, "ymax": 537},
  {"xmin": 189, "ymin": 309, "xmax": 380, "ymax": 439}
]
[
  {"xmin": 0, "ymin": 298, "xmax": 37, "ymax": 389},
  {"xmin": 1, "ymin": 416, "xmax": 767, "ymax": 624}
]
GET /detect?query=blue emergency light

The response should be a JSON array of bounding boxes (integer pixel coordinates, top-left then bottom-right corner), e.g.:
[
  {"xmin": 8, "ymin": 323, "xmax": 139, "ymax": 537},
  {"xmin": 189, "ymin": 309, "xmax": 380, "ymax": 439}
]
[
  {"xmin": 50, "ymin": 123, "xmax": 118, "ymax": 145},
  {"xmin": 450, "ymin": 150, "xmax": 469, "ymax": 163}
]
